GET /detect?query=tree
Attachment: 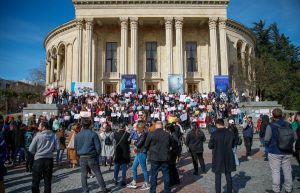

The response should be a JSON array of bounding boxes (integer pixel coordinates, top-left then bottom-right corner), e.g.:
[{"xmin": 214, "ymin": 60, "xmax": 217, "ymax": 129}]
[
  {"xmin": 251, "ymin": 20, "xmax": 300, "ymax": 110},
  {"xmin": 28, "ymin": 62, "xmax": 46, "ymax": 85}
]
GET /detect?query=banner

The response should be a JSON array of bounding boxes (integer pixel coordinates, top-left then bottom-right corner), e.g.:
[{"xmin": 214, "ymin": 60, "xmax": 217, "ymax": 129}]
[
  {"xmin": 214, "ymin": 75, "xmax": 230, "ymax": 94},
  {"xmin": 74, "ymin": 82, "xmax": 94, "ymax": 96},
  {"xmin": 168, "ymin": 74, "xmax": 184, "ymax": 94},
  {"xmin": 70, "ymin": 82, "xmax": 76, "ymax": 93},
  {"xmin": 121, "ymin": 74, "xmax": 137, "ymax": 94}
]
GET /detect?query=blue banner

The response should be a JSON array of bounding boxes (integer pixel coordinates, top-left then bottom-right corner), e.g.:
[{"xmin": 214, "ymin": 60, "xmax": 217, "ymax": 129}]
[
  {"xmin": 121, "ymin": 74, "xmax": 137, "ymax": 94},
  {"xmin": 214, "ymin": 75, "xmax": 230, "ymax": 94},
  {"xmin": 70, "ymin": 82, "xmax": 75, "ymax": 93},
  {"xmin": 168, "ymin": 74, "xmax": 184, "ymax": 94}
]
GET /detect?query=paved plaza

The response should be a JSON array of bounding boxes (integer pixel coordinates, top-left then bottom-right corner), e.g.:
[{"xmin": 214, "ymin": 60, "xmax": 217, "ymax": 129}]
[{"xmin": 4, "ymin": 134, "xmax": 300, "ymax": 193}]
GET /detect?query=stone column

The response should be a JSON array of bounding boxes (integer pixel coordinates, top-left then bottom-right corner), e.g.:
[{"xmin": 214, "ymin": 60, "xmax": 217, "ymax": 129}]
[
  {"xmin": 86, "ymin": 18, "xmax": 94, "ymax": 82},
  {"xmin": 208, "ymin": 17, "xmax": 219, "ymax": 91},
  {"xmin": 120, "ymin": 17, "xmax": 128, "ymax": 75},
  {"xmin": 165, "ymin": 17, "xmax": 173, "ymax": 74},
  {"xmin": 175, "ymin": 17, "xmax": 183, "ymax": 75},
  {"xmin": 219, "ymin": 17, "xmax": 228, "ymax": 75},
  {"xmin": 46, "ymin": 60, "xmax": 50, "ymax": 85},
  {"xmin": 50, "ymin": 56, "xmax": 55, "ymax": 83},
  {"xmin": 57, "ymin": 54, "xmax": 61, "ymax": 81},
  {"xmin": 130, "ymin": 17, "xmax": 138, "ymax": 75},
  {"xmin": 76, "ymin": 19, "xmax": 83, "ymax": 82}
]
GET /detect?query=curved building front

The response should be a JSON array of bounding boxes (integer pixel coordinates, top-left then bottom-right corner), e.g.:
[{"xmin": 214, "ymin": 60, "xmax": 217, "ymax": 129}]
[{"xmin": 44, "ymin": 0, "xmax": 255, "ymax": 94}]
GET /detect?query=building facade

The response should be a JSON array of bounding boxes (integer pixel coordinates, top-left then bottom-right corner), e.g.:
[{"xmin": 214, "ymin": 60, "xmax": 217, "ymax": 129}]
[{"xmin": 44, "ymin": 0, "xmax": 255, "ymax": 94}]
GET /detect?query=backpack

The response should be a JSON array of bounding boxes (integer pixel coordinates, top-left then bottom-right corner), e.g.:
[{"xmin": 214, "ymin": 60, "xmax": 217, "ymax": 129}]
[
  {"xmin": 104, "ymin": 133, "xmax": 113, "ymax": 146},
  {"xmin": 274, "ymin": 123, "xmax": 295, "ymax": 152}
]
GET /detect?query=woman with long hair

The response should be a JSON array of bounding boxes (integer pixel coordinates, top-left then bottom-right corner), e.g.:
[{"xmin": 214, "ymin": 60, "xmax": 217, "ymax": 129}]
[{"xmin": 186, "ymin": 120, "xmax": 206, "ymax": 175}]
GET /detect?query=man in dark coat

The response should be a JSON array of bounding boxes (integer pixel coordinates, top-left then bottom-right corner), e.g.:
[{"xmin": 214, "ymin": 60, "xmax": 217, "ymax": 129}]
[
  {"xmin": 144, "ymin": 120, "xmax": 172, "ymax": 193},
  {"xmin": 208, "ymin": 119, "xmax": 236, "ymax": 193},
  {"xmin": 114, "ymin": 123, "xmax": 130, "ymax": 187}
]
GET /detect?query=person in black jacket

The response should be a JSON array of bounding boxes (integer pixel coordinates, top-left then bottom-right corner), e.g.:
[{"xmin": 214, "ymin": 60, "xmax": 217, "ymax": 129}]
[
  {"xmin": 208, "ymin": 119, "xmax": 236, "ymax": 193},
  {"xmin": 127, "ymin": 122, "xmax": 149, "ymax": 190},
  {"xmin": 186, "ymin": 120, "xmax": 206, "ymax": 175},
  {"xmin": 114, "ymin": 123, "xmax": 130, "ymax": 187},
  {"xmin": 166, "ymin": 123, "xmax": 180, "ymax": 187},
  {"xmin": 144, "ymin": 120, "xmax": 172, "ymax": 193},
  {"xmin": 259, "ymin": 115, "xmax": 269, "ymax": 161}
]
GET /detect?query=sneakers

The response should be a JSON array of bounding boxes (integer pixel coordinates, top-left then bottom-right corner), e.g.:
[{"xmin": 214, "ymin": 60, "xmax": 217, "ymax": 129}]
[
  {"xmin": 127, "ymin": 181, "xmax": 137, "ymax": 189},
  {"xmin": 247, "ymin": 156, "xmax": 253, "ymax": 160},
  {"xmin": 140, "ymin": 183, "xmax": 150, "ymax": 191}
]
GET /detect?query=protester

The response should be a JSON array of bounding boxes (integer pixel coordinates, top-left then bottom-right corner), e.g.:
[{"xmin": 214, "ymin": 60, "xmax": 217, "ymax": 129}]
[
  {"xmin": 24, "ymin": 125, "xmax": 35, "ymax": 172},
  {"xmin": 67, "ymin": 124, "xmax": 79, "ymax": 168},
  {"xmin": 228, "ymin": 119, "xmax": 240, "ymax": 166},
  {"xmin": 186, "ymin": 120, "xmax": 206, "ymax": 175},
  {"xmin": 295, "ymin": 112, "xmax": 300, "ymax": 165},
  {"xmin": 29, "ymin": 121, "xmax": 58, "ymax": 193},
  {"xmin": 114, "ymin": 123, "xmax": 130, "ymax": 187},
  {"xmin": 208, "ymin": 119, "xmax": 236, "ymax": 193},
  {"xmin": 0, "ymin": 134, "xmax": 7, "ymax": 193},
  {"xmin": 291, "ymin": 111, "xmax": 300, "ymax": 132},
  {"xmin": 74, "ymin": 117, "xmax": 110, "ymax": 193},
  {"xmin": 243, "ymin": 116, "xmax": 254, "ymax": 160},
  {"xmin": 127, "ymin": 122, "xmax": 150, "ymax": 190},
  {"xmin": 259, "ymin": 115, "xmax": 270, "ymax": 161},
  {"xmin": 144, "ymin": 120, "xmax": 172, "ymax": 193},
  {"xmin": 265, "ymin": 108, "xmax": 295, "ymax": 193},
  {"xmin": 56, "ymin": 128, "xmax": 66, "ymax": 165},
  {"xmin": 99, "ymin": 124, "xmax": 114, "ymax": 170},
  {"xmin": 166, "ymin": 123, "xmax": 181, "ymax": 187}
]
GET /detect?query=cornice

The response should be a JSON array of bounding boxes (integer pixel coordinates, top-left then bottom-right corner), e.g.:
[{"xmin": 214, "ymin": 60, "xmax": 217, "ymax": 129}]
[
  {"xmin": 226, "ymin": 19, "xmax": 256, "ymax": 45},
  {"xmin": 44, "ymin": 20, "xmax": 77, "ymax": 48},
  {"xmin": 72, "ymin": 0, "xmax": 229, "ymax": 8}
]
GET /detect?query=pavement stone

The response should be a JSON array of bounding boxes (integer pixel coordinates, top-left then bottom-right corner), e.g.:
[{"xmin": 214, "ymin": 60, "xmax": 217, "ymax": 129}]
[{"xmin": 4, "ymin": 135, "xmax": 300, "ymax": 193}]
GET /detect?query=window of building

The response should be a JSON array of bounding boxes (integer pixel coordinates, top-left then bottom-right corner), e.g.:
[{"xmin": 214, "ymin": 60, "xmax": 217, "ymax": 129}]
[
  {"xmin": 105, "ymin": 42, "xmax": 117, "ymax": 72},
  {"xmin": 186, "ymin": 42, "xmax": 197, "ymax": 72},
  {"xmin": 146, "ymin": 42, "xmax": 157, "ymax": 72}
]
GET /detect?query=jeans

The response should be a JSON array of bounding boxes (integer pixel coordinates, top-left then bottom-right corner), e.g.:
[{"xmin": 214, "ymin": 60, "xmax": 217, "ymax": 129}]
[
  {"xmin": 260, "ymin": 137, "xmax": 268, "ymax": 157},
  {"xmin": 114, "ymin": 163, "xmax": 127, "ymax": 183},
  {"xmin": 132, "ymin": 152, "xmax": 149, "ymax": 183},
  {"xmin": 232, "ymin": 147, "xmax": 239, "ymax": 166},
  {"xmin": 268, "ymin": 153, "xmax": 293, "ymax": 193},
  {"xmin": 32, "ymin": 158, "xmax": 53, "ymax": 193},
  {"xmin": 215, "ymin": 173, "xmax": 232, "ymax": 193},
  {"xmin": 25, "ymin": 150, "xmax": 34, "ymax": 172},
  {"xmin": 79, "ymin": 157, "xmax": 106, "ymax": 193},
  {"xmin": 56, "ymin": 149, "xmax": 64, "ymax": 164},
  {"xmin": 191, "ymin": 152, "xmax": 205, "ymax": 173},
  {"xmin": 13, "ymin": 147, "xmax": 25, "ymax": 163},
  {"xmin": 243, "ymin": 137, "xmax": 253, "ymax": 156},
  {"xmin": 150, "ymin": 161, "xmax": 170, "ymax": 193}
]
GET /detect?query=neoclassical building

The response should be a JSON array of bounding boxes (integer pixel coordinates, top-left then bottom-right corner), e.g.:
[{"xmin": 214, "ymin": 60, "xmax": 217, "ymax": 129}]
[{"xmin": 44, "ymin": 0, "xmax": 255, "ymax": 94}]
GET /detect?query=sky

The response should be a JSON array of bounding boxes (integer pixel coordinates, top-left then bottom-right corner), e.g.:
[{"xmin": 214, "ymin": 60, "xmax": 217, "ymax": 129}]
[{"xmin": 0, "ymin": 0, "xmax": 299, "ymax": 80}]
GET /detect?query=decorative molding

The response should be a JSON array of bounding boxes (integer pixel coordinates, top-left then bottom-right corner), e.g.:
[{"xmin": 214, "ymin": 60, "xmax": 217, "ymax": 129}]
[
  {"xmin": 85, "ymin": 18, "xmax": 94, "ymax": 30},
  {"xmin": 226, "ymin": 19, "xmax": 256, "ymax": 44},
  {"xmin": 164, "ymin": 17, "xmax": 173, "ymax": 29},
  {"xmin": 218, "ymin": 17, "xmax": 226, "ymax": 29},
  {"xmin": 72, "ymin": 0, "xmax": 230, "ymax": 8},
  {"xmin": 175, "ymin": 17, "xmax": 183, "ymax": 29},
  {"xmin": 44, "ymin": 20, "xmax": 77, "ymax": 48},
  {"xmin": 208, "ymin": 17, "xmax": 218, "ymax": 30}
]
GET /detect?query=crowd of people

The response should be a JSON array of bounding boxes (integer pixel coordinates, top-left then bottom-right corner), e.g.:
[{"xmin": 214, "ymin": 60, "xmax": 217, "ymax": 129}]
[{"xmin": 0, "ymin": 89, "xmax": 299, "ymax": 193}]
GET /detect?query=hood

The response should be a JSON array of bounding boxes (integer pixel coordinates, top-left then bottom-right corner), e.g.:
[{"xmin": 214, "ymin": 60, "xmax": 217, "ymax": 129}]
[{"xmin": 40, "ymin": 130, "xmax": 54, "ymax": 140}]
